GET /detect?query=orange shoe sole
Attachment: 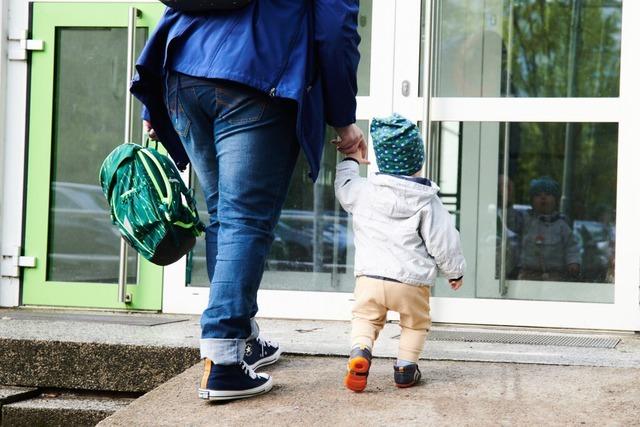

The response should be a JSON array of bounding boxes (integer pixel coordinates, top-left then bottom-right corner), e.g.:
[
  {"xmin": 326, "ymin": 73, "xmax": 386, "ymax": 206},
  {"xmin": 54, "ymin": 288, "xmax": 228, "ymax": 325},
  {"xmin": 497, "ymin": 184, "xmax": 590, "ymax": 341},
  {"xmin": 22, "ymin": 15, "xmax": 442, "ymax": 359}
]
[
  {"xmin": 343, "ymin": 356, "xmax": 371, "ymax": 392},
  {"xmin": 395, "ymin": 381, "xmax": 417, "ymax": 389}
]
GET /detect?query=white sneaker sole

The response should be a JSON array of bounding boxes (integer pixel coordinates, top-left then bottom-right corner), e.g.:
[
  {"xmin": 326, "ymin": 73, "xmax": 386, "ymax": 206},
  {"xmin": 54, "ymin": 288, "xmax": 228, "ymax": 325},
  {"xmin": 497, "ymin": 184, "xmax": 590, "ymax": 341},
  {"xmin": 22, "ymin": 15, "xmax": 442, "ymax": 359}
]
[
  {"xmin": 198, "ymin": 376, "xmax": 273, "ymax": 401},
  {"xmin": 248, "ymin": 346, "xmax": 283, "ymax": 371}
]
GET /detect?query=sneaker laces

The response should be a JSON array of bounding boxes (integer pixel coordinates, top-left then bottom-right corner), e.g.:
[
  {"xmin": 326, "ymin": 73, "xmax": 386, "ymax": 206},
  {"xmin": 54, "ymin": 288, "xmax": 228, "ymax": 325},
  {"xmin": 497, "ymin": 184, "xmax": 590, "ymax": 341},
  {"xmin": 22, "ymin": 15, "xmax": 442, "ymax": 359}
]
[
  {"xmin": 241, "ymin": 361, "xmax": 258, "ymax": 379},
  {"xmin": 255, "ymin": 337, "xmax": 277, "ymax": 357}
]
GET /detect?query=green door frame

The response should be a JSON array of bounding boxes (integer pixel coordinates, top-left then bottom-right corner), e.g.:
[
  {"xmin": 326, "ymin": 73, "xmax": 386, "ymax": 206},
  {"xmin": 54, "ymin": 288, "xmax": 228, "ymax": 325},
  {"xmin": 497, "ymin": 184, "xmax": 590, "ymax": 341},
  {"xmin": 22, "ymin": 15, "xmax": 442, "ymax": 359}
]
[{"xmin": 22, "ymin": 2, "xmax": 165, "ymax": 310}]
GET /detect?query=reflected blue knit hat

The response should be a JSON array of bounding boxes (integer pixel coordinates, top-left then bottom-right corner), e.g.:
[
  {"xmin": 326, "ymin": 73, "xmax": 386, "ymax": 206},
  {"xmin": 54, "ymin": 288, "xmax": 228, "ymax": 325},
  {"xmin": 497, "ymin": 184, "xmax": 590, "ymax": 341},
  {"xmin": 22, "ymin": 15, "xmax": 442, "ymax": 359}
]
[
  {"xmin": 371, "ymin": 113, "xmax": 424, "ymax": 176},
  {"xmin": 529, "ymin": 176, "xmax": 561, "ymax": 199}
]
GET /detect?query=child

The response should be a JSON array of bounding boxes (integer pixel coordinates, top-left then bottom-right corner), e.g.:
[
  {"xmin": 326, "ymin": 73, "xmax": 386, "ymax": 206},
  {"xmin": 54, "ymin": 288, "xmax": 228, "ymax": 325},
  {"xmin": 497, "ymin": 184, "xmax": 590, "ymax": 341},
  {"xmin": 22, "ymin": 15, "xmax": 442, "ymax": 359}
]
[
  {"xmin": 334, "ymin": 114, "xmax": 466, "ymax": 391},
  {"xmin": 516, "ymin": 176, "xmax": 581, "ymax": 281}
]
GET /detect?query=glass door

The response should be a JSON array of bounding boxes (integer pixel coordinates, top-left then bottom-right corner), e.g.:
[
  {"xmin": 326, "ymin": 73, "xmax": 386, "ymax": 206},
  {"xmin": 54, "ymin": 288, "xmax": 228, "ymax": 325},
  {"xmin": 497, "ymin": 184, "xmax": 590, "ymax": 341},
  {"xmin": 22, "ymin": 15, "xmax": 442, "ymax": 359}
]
[
  {"xmin": 425, "ymin": 0, "xmax": 639, "ymax": 330},
  {"xmin": 163, "ymin": 0, "xmax": 399, "ymax": 317},
  {"xmin": 22, "ymin": 3, "xmax": 165, "ymax": 310},
  {"xmin": 161, "ymin": 0, "xmax": 640, "ymax": 330}
]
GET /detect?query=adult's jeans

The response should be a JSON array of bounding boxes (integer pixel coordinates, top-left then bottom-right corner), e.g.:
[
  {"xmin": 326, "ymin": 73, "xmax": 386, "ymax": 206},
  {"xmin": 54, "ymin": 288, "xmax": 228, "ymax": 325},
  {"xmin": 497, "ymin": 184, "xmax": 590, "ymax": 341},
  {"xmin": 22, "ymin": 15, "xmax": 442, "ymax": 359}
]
[{"xmin": 165, "ymin": 72, "xmax": 299, "ymax": 364}]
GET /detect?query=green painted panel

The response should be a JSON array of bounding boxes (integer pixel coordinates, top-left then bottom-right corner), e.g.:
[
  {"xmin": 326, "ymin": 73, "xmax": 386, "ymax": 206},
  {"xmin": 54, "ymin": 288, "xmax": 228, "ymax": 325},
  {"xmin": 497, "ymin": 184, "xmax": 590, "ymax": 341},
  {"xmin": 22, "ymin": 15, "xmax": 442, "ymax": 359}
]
[{"xmin": 23, "ymin": 3, "xmax": 165, "ymax": 310}]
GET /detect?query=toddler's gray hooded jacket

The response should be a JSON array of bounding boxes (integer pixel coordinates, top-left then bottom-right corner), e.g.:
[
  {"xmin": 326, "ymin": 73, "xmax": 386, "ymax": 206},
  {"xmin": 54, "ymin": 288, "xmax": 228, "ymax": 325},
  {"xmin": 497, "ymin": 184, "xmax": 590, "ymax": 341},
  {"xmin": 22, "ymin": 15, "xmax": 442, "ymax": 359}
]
[{"xmin": 335, "ymin": 160, "xmax": 466, "ymax": 286}]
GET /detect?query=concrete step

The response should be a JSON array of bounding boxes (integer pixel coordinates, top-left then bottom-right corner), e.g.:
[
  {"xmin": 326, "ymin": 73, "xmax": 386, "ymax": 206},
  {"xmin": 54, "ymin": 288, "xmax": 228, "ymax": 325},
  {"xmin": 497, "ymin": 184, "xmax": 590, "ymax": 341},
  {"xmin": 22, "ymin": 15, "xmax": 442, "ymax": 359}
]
[
  {"xmin": 0, "ymin": 309, "xmax": 201, "ymax": 393},
  {"xmin": 0, "ymin": 386, "xmax": 40, "ymax": 415},
  {"xmin": 0, "ymin": 386, "xmax": 39, "ymax": 403},
  {"xmin": 98, "ymin": 355, "xmax": 640, "ymax": 426},
  {"xmin": 2, "ymin": 391, "xmax": 135, "ymax": 427},
  {"xmin": 0, "ymin": 338, "xmax": 200, "ymax": 393}
]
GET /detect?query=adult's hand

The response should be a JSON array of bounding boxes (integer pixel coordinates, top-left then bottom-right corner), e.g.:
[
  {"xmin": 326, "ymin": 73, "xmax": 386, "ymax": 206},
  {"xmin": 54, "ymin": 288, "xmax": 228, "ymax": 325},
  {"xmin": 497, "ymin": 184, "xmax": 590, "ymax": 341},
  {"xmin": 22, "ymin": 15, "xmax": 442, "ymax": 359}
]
[
  {"xmin": 332, "ymin": 123, "xmax": 365, "ymax": 156},
  {"xmin": 144, "ymin": 120, "xmax": 158, "ymax": 141},
  {"xmin": 343, "ymin": 140, "xmax": 370, "ymax": 165}
]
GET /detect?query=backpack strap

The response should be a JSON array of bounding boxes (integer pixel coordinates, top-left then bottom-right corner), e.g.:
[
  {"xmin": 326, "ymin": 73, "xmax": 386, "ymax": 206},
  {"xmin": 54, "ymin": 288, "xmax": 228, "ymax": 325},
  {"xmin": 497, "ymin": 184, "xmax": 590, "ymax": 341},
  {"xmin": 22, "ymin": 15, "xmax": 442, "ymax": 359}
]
[
  {"xmin": 142, "ymin": 135, "xmax": 159, "ymax": 151},
  {"xmin": 137, "ymin": 148, "xmax": 173, "ymax": 217},
  {"xmin": 138, "ymin": 147, "xmax": 203, "ymax": 234}
]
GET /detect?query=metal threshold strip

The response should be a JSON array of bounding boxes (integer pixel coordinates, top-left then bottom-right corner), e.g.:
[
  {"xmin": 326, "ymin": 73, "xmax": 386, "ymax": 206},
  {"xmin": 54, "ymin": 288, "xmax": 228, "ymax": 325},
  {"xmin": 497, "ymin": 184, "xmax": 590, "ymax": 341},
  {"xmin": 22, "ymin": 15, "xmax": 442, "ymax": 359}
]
[{"xmin": 420, "ymin": 330, "xmax": 620, "ymax": 349}]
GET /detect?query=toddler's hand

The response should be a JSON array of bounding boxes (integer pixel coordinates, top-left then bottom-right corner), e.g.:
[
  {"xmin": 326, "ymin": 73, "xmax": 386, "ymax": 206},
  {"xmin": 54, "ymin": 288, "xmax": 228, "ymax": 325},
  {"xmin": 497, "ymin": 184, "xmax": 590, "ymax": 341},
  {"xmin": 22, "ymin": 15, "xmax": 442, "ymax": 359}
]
[{"xmin": 449, "ymin": 278, "xmax": 463, "ymax": 291}]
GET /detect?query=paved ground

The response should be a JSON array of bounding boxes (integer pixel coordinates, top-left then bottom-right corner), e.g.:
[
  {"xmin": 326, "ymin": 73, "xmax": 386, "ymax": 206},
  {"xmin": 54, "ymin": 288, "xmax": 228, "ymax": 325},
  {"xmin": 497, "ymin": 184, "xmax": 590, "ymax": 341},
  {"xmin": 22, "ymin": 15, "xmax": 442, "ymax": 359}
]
[
  {"xmin": 3, "ymin": 309, "xmax": 639, "ymax": 425},
  {"xmin": 99, "ymin": 355, "xmax": 640, "ymax": 427}
]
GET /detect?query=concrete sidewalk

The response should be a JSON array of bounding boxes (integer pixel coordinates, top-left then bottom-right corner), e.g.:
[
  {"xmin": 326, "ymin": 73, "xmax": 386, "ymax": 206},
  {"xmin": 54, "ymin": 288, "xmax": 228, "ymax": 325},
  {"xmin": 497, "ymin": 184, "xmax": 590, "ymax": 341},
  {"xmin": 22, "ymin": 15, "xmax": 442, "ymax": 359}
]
[
  {"xmin": 3, "ymin": 309, "xmax": 640, "ymax": 425},
  {"xmin": 99, "ymin": 355, "xmax": 640, "ymax": 426}
]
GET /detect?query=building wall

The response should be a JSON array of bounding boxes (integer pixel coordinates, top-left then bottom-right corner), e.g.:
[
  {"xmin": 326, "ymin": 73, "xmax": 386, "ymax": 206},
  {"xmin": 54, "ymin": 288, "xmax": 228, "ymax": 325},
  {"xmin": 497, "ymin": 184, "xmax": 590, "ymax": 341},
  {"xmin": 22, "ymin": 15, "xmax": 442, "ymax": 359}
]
[
  {"xmin": 0, "ymin": 0, "xmax": 29, "ymax": 306},
  {"xmin": 0, "ymin": 0, "xmax": 7, "ymax": 285}
]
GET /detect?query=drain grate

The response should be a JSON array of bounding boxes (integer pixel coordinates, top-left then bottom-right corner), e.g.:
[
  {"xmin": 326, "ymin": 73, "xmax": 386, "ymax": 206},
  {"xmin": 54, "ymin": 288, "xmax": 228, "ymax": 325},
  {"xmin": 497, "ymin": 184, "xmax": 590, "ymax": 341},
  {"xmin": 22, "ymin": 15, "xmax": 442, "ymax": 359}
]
[{"xmin": 403, "ymin": 330, "xmax": 620, "ymax": 349}]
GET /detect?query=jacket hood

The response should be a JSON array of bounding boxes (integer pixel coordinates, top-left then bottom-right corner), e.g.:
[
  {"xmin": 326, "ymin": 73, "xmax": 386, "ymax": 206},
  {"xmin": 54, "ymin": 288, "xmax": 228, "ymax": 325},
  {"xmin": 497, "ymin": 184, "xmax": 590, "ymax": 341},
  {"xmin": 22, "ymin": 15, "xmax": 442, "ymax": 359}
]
[{"xmin": 369, "ymin": 173, "xmax": 440, "ymax": 218}]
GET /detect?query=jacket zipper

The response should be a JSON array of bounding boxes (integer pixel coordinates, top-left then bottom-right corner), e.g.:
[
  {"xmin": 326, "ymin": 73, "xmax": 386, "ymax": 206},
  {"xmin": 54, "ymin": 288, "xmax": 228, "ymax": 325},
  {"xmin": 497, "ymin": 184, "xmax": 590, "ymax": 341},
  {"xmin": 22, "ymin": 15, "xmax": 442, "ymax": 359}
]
[{"xmin": 268, "ymin": 7, "xmax": 307, "ymax": 97}]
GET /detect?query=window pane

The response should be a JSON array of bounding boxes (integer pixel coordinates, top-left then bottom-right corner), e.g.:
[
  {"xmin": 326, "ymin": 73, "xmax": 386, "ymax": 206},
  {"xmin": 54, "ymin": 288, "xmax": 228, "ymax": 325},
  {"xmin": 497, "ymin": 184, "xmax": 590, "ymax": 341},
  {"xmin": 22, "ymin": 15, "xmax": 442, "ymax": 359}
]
[
  {"xmin": 47, "ymin": 28, "xmax": 146, "ymax": 283},
  {"xmin": 186, "ymin": 178, "xmax": 208, "ymax": 287},
  {"xmin": 357, "ymin": 0, "xmax": 373, "ymax": 96},
  {"xmin": 434, "ymin": 0, "xmax": 622, "ymax": 97},
  {"xmin": 432, "ymin": 121, "xmax": 616, "ymax": 304},
  {"xmin": 187, "ymin": 121, "xmax": 370, "ymax": 293},
  {"xmin": 498, "ymin": 122, "xmax": 617, "ymax": 287}
]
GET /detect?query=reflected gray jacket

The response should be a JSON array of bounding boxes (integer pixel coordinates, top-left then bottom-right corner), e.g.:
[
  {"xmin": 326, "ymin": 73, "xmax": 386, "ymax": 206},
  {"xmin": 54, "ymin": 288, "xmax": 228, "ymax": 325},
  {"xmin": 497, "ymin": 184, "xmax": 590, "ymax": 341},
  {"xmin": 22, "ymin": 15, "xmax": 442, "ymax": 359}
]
[
  {"xmin": 518, "ymin": 211, "xmax": 581, "ymax": 271},
  {"xmin": 335, "ymin": 160, "xmax": 466, "ymax": 286}
]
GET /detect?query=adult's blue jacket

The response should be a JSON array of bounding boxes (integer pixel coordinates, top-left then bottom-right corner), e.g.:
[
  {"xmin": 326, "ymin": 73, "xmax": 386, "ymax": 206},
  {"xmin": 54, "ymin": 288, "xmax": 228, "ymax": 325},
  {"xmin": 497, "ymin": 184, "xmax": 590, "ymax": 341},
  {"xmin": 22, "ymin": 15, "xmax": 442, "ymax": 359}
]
[{"xmin": 130, "ymin": 0, "xmax": 360, "ymax": 181}]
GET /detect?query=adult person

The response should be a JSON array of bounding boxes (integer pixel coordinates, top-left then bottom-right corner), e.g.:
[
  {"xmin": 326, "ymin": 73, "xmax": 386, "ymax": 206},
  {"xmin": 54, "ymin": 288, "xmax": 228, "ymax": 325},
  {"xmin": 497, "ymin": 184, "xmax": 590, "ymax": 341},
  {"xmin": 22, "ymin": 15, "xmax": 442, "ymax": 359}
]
[{"xmin": 131, "ymin": 0, "xmax": 365, "ymax": 401}]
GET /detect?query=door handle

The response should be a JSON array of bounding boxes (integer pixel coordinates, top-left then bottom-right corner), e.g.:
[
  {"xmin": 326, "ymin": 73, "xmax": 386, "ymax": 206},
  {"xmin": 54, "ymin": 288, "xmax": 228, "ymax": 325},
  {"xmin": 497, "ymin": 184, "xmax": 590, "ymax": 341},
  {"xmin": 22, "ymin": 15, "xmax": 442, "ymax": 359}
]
[
  {"xmin": 401, "ymin": 80, "xmax": 410, "ymax": 97},
  {"xmin": 124, "ymin": 7, "xmax": 140, "ymax": 146},
  {"xmin": 118, "ymin": 6, "xmax": 141, "ymax": 305}
]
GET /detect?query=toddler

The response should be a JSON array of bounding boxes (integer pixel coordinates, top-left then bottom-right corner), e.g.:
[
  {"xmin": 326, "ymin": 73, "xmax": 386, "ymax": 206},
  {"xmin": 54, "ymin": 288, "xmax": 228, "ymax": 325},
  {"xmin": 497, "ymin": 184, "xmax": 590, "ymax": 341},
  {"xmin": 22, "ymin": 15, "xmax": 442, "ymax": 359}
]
[
  {"xmin": 334, "ymin": 114, "xmax": 466, "ymax": 391},
  {"xmin": 516, "ymin": 176, "xmax": 580, "ymax": 281}
]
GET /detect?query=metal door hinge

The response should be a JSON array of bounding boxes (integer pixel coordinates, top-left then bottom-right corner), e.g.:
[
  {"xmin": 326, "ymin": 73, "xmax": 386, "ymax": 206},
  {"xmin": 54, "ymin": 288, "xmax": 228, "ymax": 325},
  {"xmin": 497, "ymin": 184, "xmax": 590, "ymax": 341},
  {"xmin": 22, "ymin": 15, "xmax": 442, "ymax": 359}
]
[
  {"xmin": 1, "ymin": 247, "xmax": 37, "ymax": 278},
  {"xmin": 8, "ymin": 30, "xmax": 45, "ymax": 61}
]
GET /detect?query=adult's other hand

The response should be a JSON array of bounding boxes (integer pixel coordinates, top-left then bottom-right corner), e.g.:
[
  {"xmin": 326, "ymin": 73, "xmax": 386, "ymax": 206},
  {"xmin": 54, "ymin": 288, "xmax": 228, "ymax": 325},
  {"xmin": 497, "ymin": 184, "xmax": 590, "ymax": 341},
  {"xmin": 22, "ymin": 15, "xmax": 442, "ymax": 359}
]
[{"xmin": 144, "ymin": 120, "xmax": 158, "ymax": 141}]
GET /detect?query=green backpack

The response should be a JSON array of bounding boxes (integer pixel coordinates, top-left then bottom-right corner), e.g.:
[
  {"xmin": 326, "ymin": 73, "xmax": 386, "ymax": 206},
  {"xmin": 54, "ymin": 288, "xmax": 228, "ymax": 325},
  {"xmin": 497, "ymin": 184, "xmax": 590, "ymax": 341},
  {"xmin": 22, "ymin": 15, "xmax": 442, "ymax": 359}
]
[{"xmin": 99, "ymin": 143, "xmax": 205, "ymax": 266}]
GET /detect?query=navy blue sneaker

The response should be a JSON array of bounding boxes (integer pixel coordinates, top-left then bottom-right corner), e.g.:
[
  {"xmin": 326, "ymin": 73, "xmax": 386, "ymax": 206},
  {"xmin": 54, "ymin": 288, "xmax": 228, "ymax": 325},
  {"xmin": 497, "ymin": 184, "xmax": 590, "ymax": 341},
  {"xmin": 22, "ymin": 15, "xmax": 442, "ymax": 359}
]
[
  {"xmin": 394, "ymin": 363, "xmax": 422, "ymax": 388},
  {"xmin": 244, "ymin": 337, "xmax": 283, "ymax": 371},
  {"xmin": 198, "ymin": 359, "xmax": 273, "ymax": 401}
]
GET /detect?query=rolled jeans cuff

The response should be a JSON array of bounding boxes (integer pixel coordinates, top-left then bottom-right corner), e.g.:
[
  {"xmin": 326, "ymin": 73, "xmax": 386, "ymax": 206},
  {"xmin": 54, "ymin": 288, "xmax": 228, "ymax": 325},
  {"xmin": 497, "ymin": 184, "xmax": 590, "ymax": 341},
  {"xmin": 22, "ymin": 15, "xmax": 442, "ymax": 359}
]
[
  {"xmin": 200, "ymin": 318, "xmax": 260, "ymax": 364},
  {"xmin": 200, "ymin": 339, "xmax": 245, "ymax": 364}
]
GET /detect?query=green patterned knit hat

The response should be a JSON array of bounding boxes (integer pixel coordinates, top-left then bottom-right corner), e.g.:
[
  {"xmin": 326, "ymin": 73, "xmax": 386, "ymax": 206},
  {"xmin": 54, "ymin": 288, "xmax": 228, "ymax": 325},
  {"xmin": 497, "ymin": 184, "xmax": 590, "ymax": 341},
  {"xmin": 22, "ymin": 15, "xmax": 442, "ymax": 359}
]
[
  {"xmin": 529, "ymin": 176, "xmax": 561, "ymax": 199},
  {"xmin": 371, "ymin": 113, "xmax": 424, "ymax": 176}
]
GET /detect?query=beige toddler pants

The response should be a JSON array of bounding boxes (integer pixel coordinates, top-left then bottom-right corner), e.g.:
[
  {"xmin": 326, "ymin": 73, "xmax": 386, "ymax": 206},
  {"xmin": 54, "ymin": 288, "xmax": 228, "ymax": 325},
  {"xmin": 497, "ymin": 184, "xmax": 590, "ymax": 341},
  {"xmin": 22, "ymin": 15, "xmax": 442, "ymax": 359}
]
[{"xmin": 351, "ymin": 276, "xmax": 431, "ymax": 362}]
